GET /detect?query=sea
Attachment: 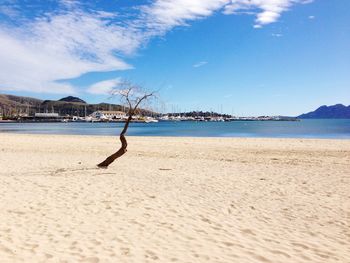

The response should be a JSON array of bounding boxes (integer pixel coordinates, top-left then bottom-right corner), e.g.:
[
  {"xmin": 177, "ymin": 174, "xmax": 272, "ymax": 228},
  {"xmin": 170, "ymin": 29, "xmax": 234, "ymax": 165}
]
[{"xmin": 0, "ymin": 119, "xmax": 350, "ymax": 139}]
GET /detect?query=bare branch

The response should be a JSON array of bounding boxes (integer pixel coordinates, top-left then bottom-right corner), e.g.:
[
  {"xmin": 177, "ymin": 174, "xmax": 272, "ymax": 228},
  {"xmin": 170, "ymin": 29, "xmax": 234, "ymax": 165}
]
[{"xmin": 97, "ymin": 81, "xmax": 157, "ymax": 168}]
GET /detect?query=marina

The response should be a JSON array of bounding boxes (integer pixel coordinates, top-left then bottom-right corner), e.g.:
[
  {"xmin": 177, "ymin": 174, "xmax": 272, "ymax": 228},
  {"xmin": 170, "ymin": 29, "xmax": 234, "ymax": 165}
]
[{"xmin": 1, "ymin": 110, "xmax": 299, "ymax": 123}]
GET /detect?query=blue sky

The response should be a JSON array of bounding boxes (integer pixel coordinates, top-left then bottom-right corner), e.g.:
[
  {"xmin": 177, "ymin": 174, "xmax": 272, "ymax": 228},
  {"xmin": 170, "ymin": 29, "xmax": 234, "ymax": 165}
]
[{"xmin": 0, "ymin": 0, "xmax": 349, "ymax": 116}]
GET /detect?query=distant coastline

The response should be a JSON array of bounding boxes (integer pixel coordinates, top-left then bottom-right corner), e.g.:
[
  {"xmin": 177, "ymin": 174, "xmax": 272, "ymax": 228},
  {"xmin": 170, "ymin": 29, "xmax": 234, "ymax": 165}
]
[
  {"xmin": 298, "ymin": 104, "xmax": 350, "ymax": 119},
  {"xmin": 0, "ymin": 93, "xmax": 299, "ymax": 122},
  {"xmin": 1, "ymin": 93, "xmax": 349, "ymax": 122}
]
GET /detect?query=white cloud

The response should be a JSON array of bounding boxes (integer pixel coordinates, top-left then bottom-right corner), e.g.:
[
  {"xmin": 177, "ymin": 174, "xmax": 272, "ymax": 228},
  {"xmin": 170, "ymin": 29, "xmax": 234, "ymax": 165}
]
[
  {"xmin": 193, "ymin": 61, "xmax": 208, "ymax": 68},
  {"xmin": 140, "ymin": 0, "xmax": 229, "ymax": 34},
  {"xmin": 87, "ymin": 78, "xmax": 121, "ymax": 95},
  {"xmin": 308, "ymin": 15, "xmax": 315, "ymax": 19},
  {"xmin": 141, "ymin": 0, "xmax": 310, "ymax": 31},
  {"xmin": 224, "ymin": 0, "xmax": 314, "ymax": 27},
  {"xmin": 0, "ymin": 10, "xmax": 136, "ymax": 94},
  {"xmin": 132, "ymin": 0, "xmax": 313, "ymax": 34},
  {"xmin": 0, "ymin": 0, "xmax": 314, "ymax": 94},
  {"xmin": 271, "ymin": 33, "xmax": 283, "ymax": 37}
]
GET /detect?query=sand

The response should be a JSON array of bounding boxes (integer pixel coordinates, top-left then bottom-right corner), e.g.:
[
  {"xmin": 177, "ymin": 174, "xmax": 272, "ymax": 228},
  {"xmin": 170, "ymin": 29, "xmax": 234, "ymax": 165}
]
[{"xmin": 0, "ymin": 133, "xmax": 349, "ymax": 263}]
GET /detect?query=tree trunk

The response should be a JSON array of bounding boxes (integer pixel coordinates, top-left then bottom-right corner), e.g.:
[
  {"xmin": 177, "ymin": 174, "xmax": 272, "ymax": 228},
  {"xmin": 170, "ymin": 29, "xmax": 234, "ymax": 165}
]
[{"xmin": 97, "ymin": 115, "xmax": 133, "ymax": 168}]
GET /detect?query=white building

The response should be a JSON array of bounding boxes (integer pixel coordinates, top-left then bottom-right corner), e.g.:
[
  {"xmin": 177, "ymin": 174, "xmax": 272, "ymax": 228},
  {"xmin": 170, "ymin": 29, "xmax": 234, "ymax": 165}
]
[
  {"xmin": 35, "ymin": 113, "xmax": 59, "ymax": 118},
  {"xmin": 91, "ymin": 111, "xmax": 126, "ymax": 120}
]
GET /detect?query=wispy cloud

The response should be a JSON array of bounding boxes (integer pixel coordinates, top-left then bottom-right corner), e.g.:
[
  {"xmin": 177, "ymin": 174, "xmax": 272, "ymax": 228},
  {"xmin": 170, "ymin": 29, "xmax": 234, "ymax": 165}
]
[
  {"xmin": 308, "ymin": 15, "xmax": 315, "ymax": 19},
  {"xmin": 143, "ymin": 0, "xmax": 313, "ymax": 31},
  {"xmin": 87, "ymin": 78, "xmax": 122, "ymax": 95},
  {"xmin": 0, "ymin": 0, "xmax": 314, "ymax": 94},
  {"xmin": 0, "ymin": 5, "xmax": 20, "ymax": 18},
  {"xmin": 193, "ymin": 61, "xmax": 208, "ymax": 68},
  {"xmin": 224, "ymin": 0, "xmax": 314, "ymax": 27},
  {"xmin": 0, "ymin": 9, "xmax": 137, "ymax": 93},
  {"xmin": 139, "ymin": 0, "xmax": 228, "ymax": 35},
  {"xmin": 271, "ymin": 33, "xmax": 283, "ymax": 37}
]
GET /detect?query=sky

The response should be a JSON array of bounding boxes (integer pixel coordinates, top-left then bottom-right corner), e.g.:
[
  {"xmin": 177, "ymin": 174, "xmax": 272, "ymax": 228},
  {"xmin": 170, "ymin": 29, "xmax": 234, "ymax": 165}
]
[{"xmin": 0, "ymin": 0, "xmax": 349, "ymax": 116}]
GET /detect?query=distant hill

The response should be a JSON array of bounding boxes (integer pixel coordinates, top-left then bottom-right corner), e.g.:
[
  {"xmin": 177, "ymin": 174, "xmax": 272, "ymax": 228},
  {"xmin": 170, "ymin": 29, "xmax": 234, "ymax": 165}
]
[
  {"xmin": 0, "ymin": 93, "xmax": 155, "ymax": 118},
  {"xmin": 0, "ymin": 94, "xmax": 43, "ymax": 117},
  {"xmin": 298, "ymin": 104, "xmax": 350, "ymax": 119},
  {"xmin": 0, "ymin": 94, "xmax": 118, "ymax": 118},
  {"xmin": 0, "ymin": 94, "xmax": 42, "ymax": 107},
  {"xmin": 59, "ymin": 96, "xmax": 87, "ymax": 104}
]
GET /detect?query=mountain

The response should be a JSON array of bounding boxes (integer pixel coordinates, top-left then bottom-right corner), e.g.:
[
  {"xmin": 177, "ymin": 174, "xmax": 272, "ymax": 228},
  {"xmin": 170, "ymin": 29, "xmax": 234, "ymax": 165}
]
[
  {"xmin": 59, "ymin": 96, "xmax": 87, "ymax": 104},
  {"xmin": 298, "ymin": 104, "xmax": 350, "ymax": 119}
]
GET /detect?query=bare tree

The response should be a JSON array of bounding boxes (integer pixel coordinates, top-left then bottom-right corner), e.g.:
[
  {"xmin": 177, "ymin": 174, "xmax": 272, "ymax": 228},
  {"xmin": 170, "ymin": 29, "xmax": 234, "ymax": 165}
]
[{"xmin": 97, "ymin": 81, "xmax": 156, "ymax": 168}]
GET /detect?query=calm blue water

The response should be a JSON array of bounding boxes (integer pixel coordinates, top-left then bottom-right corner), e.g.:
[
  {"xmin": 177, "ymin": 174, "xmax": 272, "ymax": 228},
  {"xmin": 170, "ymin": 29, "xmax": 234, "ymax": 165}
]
[{"xmin": 0, "ymin": 120, "xmax": 350, "ymax": 139}]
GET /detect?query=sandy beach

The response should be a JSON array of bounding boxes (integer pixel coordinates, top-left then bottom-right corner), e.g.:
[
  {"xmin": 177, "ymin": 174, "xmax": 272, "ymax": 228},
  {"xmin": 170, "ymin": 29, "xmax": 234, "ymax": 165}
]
[{"xmin": 0, "ymin": 134, "xmax": 349, "ymax": 262}]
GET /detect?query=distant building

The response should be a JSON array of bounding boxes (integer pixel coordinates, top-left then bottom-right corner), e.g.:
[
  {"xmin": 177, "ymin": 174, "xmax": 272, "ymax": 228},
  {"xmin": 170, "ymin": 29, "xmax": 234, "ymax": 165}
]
[
  {"xmin": 34, "ymin": 113, "xmax": 59, "ymax": 118},
  {"xmin": 15, "ymin": 112, "xmax": 64, "ymax": 122},
  {"xmin": 91, "ymin": 111, "xmax": 126, "ymax": 120}
]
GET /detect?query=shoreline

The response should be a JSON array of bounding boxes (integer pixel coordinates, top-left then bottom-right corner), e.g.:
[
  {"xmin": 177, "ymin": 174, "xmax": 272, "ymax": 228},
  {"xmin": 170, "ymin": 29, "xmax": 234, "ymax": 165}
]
[
  {"xmin": 0, "ymin": 134, "xmax": 349, "ymax": 262},
  {"xmin": 0, "ymin": 130, "xmax": 350, "ymax": 141},
  {"xmin": 1, "ymin": 132, "xmax": 350, "ymax": 140}
]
